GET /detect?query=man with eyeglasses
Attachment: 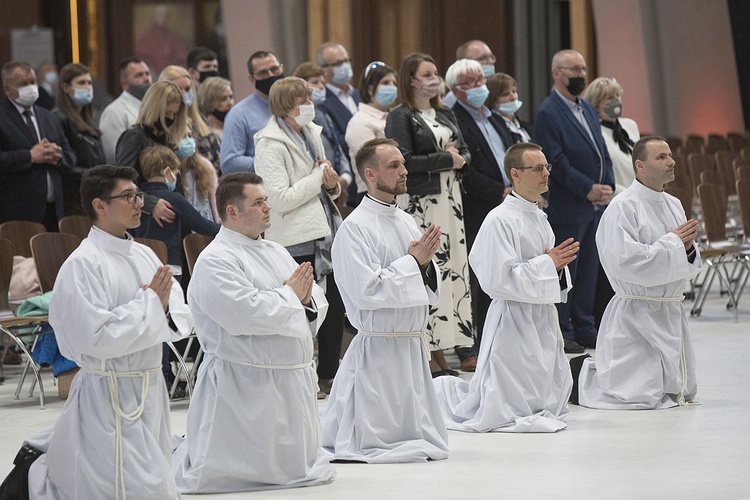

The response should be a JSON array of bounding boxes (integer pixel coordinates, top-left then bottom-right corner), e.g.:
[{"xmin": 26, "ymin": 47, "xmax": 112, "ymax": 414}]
[
  {"xmin": 434, "ymin": 142, "xmax": 577, "ymax": 432},
  {"xmin": 443, "ymin": 40, "xmax": 497, "ymax": 108},
  {"xmin": 534, "ymin": 49, "xmax": 615, "ymax": 354},
  {"xmin": 220, "ymin": 50, "xmax": 284, "ymax": 174},
  {"xmin": 6, "ymin": 165, "xmax": 193, "ymax": 499},
  {"xmin": 446, "ymin": 59, "xmax": 515, "ymax": 360}
]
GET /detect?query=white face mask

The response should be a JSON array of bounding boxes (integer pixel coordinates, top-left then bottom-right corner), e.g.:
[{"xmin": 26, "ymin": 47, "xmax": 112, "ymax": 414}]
[
  {"xmin": 293, "ymin": 103, "xmax": 315, "ymax": 126},
  {"xmin": 14, "ymin": 84, "xmax": 40, "ymax": 107}
]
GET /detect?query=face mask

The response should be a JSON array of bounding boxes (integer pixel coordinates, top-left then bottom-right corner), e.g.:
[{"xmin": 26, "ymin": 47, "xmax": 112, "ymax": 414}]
[
  {"xmin": 44, "ymin": 72, "xmax": 58, "ymax": 86},
  {"xmin": 199, "ymin": 70, "xmax": 219, "ymax": 83},
  {"xmin": 176, "ymin": 137, "xmax": 196, "ymax": 158},
  {"xmin": 293, "ymin": 103, "xmax": 315, "ymax": 127},
  {"xmin": 465, "ymin": 84, "xmax": 489, "ymax": 108},
  {"xmin": 254, "ymin": 73, "xmax": 284, "ymax": 95},
  {"xmin": 154, "ymin": 116, "xmax": 175, "ymax": 132},
  {"xmin": 129, "ymin": 82, "xmax": 150, "ymax": 100},
  {"xmin": 498, "ymin": 100, "xmax": 523, "ymax": 115},
  {"xmin": 414, "ymin": 76, "xmax": 440, "ymax": 99},
  {"xmin": 14, "ymin": 84, "xmax": 39, "ymax": 107},
  {"xmin": 212, "ymin": 108, "xmax": 229, "ymax": 122},
  {"xmin": 603, "ymin": 97, "xmax": 623, "ymax": 120},
  {"xmin": 565, "ymin": 76, "xmax": 586, "ymax": 96},
  {"xmin": 311, "ymin": 86, "xmax": 327, "ymax": 105},
  {"xmin": 481, "ymin": 64, "xmax": 495, "ymax": 77},
  {"xmin": 183, "ymin": 91, "xmax": 193, "ymax": 107},
  {"xmin": 332, "ymin": 62, "xmax": 353, "ymax": 85},
  {"xmin": 71, "ymin": 87, "xmax": 94, "ymax": 106},
  {"xmin": 163, "ymin": 169, "xmax": 178, "ymax": 191},
  {"xmin": 374, "ymin": 85, "xmax": 397, "ymax": 107}
]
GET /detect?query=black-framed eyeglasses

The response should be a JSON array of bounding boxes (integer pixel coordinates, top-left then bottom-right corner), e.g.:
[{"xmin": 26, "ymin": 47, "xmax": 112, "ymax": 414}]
[
  {"xmin": 364, "ymin": 61, "xmax": 386, "ymax": 79},
  {"xmin": 557, "ymin": 65, "xmax": 588, "ymax": 75},
  {"xmin": 321, "ymin": 58, "xmax": 351, "ymax": 68},
  {"xmin": 253, "ymin": 64, "xmax": 284, "ymax": 79},
  {"xmin": 105, "ymin": 191, "xmax": 145, "ymax": 204},
  {"xmin": 455, "ymin": 75, "xmax": 487, "ymax": 89},
  {"xmin": 514, "ymin": 164, "xmax": 552, "ymax": 174}
]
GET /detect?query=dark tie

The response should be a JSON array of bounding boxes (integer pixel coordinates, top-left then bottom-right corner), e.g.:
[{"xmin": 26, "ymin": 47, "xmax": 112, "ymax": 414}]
[{"xmin": 22, "ymin": 110, "xmax": 40, "ymax": 143}]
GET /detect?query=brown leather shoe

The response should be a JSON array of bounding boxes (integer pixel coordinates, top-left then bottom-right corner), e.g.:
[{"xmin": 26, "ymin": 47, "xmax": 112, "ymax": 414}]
[{"xmin": 460, "ymin": 356, "xmax": 477, "ymax": 372}]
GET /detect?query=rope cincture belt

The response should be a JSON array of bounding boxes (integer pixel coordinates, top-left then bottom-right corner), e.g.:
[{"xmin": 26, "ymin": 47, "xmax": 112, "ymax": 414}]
[
  {"xmin": 240, "ymin": 360, "xmax": 314, "ymax": 370},
  {"xmin": 614, "ymin": 292, "xmax": 693, "ymax": 406},
  {"xmin": 358, "ymin": 331, "xmax": 431, "ymax": 359},
  {"xmin": 81, "ymin": 366, "xmax": 160, "ymax": 500}
]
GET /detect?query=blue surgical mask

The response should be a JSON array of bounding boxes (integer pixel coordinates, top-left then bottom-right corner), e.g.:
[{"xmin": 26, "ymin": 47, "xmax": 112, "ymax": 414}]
[
  {"xmin": 72, "ymin": 87, "xmax": 93, "ymax": 106},
  {"xmin": 374, "ymin": 85, "xmax": 397, "ymax": 107},
  {"xmin": 498, "ymin": 100, "xmax": 523, "ymax": 115},
  {"xmin": 332, "ymin": 62, "xmax": 353, "ymax": 85},
  {"xmin": 164, "ymin": 170, "xmax": 177, "ymax": 191},
  {"xmin": 176, "ymin": 137, "xmax": 196, "ymax": 158},
  {"xmin": 465, "ymin": 84, "xmax": 489, "ymax": 108},
  {"xmin": 481, "ymin": 64, "xmax": 495, "ymax": 77},
  {"xmin": 184, "ymin": 91, "xmax": 193, "ymax": 107},
  {"xmin": 311, "ymin": 86, "xmax": 327, "ymax": 105}
]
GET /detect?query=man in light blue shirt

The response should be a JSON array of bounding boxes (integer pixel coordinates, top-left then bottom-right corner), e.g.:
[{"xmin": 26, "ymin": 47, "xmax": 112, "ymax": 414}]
[{"xmin": 220, "ymin": 51, "xmax": 284, "ymax": 174}]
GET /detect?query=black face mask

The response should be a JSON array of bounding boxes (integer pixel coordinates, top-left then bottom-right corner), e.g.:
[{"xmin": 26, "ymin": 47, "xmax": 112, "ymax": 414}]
[
  {"xmin": 212, "ymin": 108, "xmax": 229, "ymax": 122},
  {"xmin": 254, "ymin": 73, "xmax": 285, "ymax": 96},
  {"xmin": 154, "ymin": 116, "xmax": 175, "ymax": 132},
  {"xmin": 566, "ymin": 77, "xmax": 586, "ymax": 97},
  {"xmin": 129, "ymin": 82, "xmax": 150, "ymax": 101},
  {"xmin": 199, "ymin": 70, "xmax": 220, "ymax": 83}
]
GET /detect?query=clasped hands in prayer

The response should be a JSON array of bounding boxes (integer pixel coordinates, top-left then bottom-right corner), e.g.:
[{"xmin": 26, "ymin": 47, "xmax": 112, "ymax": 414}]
[
  {"xmin": 545, "ymin": 237, "xmax": 580, "ymax": 270},
  {"xmin": 284, "ymin": 261, "xmax": 314, "ymax": 306},
  {"xmin": 144, "ymin": 266, "xmax": 173, "ymax": 311},
  {"xmin": 672, "ymin": 219, "xmax": 699, "ymax": 250},
  {"xmin": 409, "ymin": 224, "xmax": 442, "ymax": 269},
  {"xmin": 315, "ymin": 159, "xmax": 339, "ymax": 191},
  {"xmin": 587, "ymin": 183, "xmax": 613, "ymax": 205}
]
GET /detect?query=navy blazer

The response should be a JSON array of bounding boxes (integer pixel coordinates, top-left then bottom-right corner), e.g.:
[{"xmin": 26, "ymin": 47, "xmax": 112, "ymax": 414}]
[
  {"xmin": 452, "ymin": 103, "xmax": 515, "ymax": 246},
  {"xmin": 534, "ymin": 91, "xmax": 614, "ymax": 225},
  {"xmin": 0, "ymin": 97, "xmax": 76, "ymax": 223},
  {"xmin": 318, "ymin": 87, "xmax": 360, "ymax": 156}
]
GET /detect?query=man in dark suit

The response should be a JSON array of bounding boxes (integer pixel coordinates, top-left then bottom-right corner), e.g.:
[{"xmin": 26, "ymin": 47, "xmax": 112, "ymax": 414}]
[
  {"xmin": 447, "ymin": 59, "xmax": 515, "ymax": 356},
  {"xmin": 1, "ymin": 61, "xmax": 76, "ymax": 231},
  {"xmin": 315, "ymin": 42, "xmax": 360, "ymax": 202},
  {"xmin": 535, "ymin": 50, "xmax": 615, "ymax": 353}
]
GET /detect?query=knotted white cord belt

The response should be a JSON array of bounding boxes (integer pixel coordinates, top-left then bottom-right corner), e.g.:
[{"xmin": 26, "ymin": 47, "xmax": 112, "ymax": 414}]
[
  {"xmin": 239, "ymin": 360, "xmax": 314, "ymax": 370},
  {"xmin": 614, "ymin": 293, "xmax": 691, "ymax": 405},
  {"xmin": 358, "ymin": 331, "xmax": 431, "ymax": 359},
  {"xmin": 81, "ymin": 366, "xmax": 160, "ymax": 500}
]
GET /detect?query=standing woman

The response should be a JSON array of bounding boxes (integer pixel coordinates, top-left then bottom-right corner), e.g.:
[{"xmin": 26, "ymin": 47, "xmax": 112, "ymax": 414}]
[
  {"xmin": 345, "ymin": 61, "xmax": 398, "ymax": 196},
  {"xmin": 385, "ymin": 52, "xmax": 474, "ymax": 376},
  {"xmin": 159, "ymin": 65, "xmax": 221, "ymax": 174},
  {"xmin": 54, "ymin": 63, "xmax": 104, "ymax": 214},
  {"xmin": 198, "ymin": 76, "xmax": 234, "ymax": 174},
  {"xmin": 486, "ymin": 73, "xmax": 534, "ymax": 143},
  {"xmin": 254, "ymin": 76, "xmax": 345, "ymax": 398}
]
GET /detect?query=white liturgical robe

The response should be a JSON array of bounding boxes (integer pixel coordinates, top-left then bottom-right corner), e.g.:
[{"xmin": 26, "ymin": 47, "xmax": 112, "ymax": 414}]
[
  {"xmin": 172, "ymin": 225, "xmax": 335, "ymax": 493},
  {"xmin": 320, "ymin": 195, "xmax": 450, "ymax": 463},
  {"xmin": 578, "ymin": 180, "xmax": 702, "ymax": 409},
  {"xmin": 434, "ymin": 193, "xmax": 573, "ymax": 432},
  {"xmin": 26, "ymin": 226, "xmax": 193, "ymax": 500}
]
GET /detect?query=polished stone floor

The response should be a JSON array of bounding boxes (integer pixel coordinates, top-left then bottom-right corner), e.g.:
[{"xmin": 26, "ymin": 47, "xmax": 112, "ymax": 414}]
[{"xmin": 0, "ymin": 293, "xmax": 748, "ymax": 499}]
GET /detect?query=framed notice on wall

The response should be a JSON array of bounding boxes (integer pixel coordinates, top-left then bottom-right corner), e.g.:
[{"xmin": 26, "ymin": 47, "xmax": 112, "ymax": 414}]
[{"xmin": 11, "ymin": 27, "xmax": 54, "ymax": 68}]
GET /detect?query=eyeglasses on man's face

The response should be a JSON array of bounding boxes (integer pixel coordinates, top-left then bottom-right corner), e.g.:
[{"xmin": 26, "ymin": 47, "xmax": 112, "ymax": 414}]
[
  {"xmin": 105, "ymin": 191, "xmax": 145, "ymax": 204},
  {"xmin": 515, "ymin": 164, "xmax": 552, "ymax": 174},
  {"xmin": 321, "ymin": 58, "xmax": 351, "ymax": 68},
  {"xmin": 254, "ymin": 64, "xmax": 283, "ymax": 80},
  {"xmin": 557, "ymin": 65, "xmax": 588, "ymax": 75}
]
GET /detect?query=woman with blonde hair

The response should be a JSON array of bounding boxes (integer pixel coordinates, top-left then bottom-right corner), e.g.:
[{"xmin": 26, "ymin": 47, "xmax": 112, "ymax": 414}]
[
  {"xmin": 159, "ymin": 65, "xmax": 221, "ymax": 173},
  {"xmin": 385, "ymin": 52, "xmax": 474, "ymax": 376},
  {"xmin": 180, "ymin": 120, "xmax": 220, "ymax": 222},
  {"xmin": 254, "ymin": 76, "xmax": 345, "ymax": 398},
  {"xmin": 197, "ymin": 76, "xmax": 233, "ymax": 144},
  {"xmin": 53, "ymin": 62, "xmax": 104, "ymax": 214}
]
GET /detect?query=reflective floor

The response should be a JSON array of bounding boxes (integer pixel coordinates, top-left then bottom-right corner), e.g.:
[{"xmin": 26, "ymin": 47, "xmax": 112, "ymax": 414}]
[{"xmin": 1, "ymin": 292, "xmax": 748, "ymax": 499}]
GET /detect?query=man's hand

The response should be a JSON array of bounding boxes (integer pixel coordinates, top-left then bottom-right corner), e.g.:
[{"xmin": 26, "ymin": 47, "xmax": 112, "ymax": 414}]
[
  {"xmin": 284, "ymin": 262, "xmax": 314, "ymax": 305},
  {"xmin": 408, "ymin": 224, "xmax": 441, "ymax": 267},
  {"xmin": 145, "ymin": 265, "xmax": 173, "ymax": 311},
  {"xmin": 545, "ymin": 237, "xmax": 580, "ymax": 270},
  {"xmin": 31, "ymin": 139, "xmax": 62, "ymax": 165},
  {"xmin": 672, "ymin": 219, "xmax": 699, "ymax": 250},
  {"xmin": 152, "ymin": 199, "xmax": 175, "ymax": 228},
  {"xmin": 587, "ymin": 184, "xmax": 613, "ymax": 205}
]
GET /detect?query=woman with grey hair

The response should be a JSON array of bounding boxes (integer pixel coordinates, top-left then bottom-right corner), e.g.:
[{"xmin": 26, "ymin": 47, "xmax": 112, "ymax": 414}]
[{"xmin": 583, "ymin": 77, "xmax": 640, "ymax": 196}]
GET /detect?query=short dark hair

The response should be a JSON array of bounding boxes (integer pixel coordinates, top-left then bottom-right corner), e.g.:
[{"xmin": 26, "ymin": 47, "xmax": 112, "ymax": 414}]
[
  {"xmin": 358, "ymin": 61, "xmax": 397, "ymax": 104},
  {"xmin": 118, "ymin": 57, "xmax": 144, "ymax": 80},
  {"xmin": 246, "ymin": 51, "xmax": 276, "ymax": 75},
  {"xmin": 216, "ymin": 172, "xmax": 264, "ymax": 222},
  {"xmin": 354, "ymin": 138, "xmax": 399, "ymax": 183},
  {"xmin": 80, "ymin": 165, "xmax": 138, "ymax": 221},
  {"xmin": 632, "ymin": 136, "xmax": 666, "ymax": 167},
  {"xmin": 1, "ymin": 61, "xmax": 33, "ymax": 85},
  {"xmin": 504, "ymin": 142, "xmax": 543, "ymax": 185},
  {"xmin": 187, "ymin": 47, "xmax": 217, "ymax": 70}
]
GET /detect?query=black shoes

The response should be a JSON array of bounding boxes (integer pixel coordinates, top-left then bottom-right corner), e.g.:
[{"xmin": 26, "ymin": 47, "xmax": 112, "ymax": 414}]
[
  {"xmin": 564, "ymin": 339, "xmax": 585, "ymax": 354},
  {"xmin": 568, "ymin": 354, "xmax": 592, "ymax": 405}
]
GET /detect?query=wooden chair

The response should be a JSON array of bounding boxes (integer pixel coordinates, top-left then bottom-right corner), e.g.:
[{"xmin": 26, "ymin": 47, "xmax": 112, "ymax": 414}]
[
  {"xmin": 736, "ymin": 166, "xmax": 750, "ymax": 181},
  {"xmin": 684, "ymin": 135, "xmax": 705, "ymax": 155},
  {"xmin": 670, "ymin": 149, "xmax": 693, "ymax": 197},
  {"xmin": 665, "ymin": 136, "xmax": 683, "ymax": 152},
  {"xmin": 727, "ymin": 132, "xmax": 750, "ymax": 154},
  {"xmin": 0, "ymin": 220, "xmax": 46, "ymax": 258},
  {"xmin": 705, "ymin": 134, "xmax": 729, "ymax": 155},
  {"xmin": 183, "ymin": 233, "xmax": 214, "ymax": 275},
  {"xmin": 134, "ymin": 236, "xmax": 194, "ymax": 400},
  {"xmin": 664, "ymin": 186, "xmax": 693, "ymax": 221},
  {"xmin": 714, "ymin": 150, "xmax": 737, "ymax": 197},
  {"xmin": 734, "ymin": 159, "xmax": 750, "ymax": 179},
  {"xmin": 741, "ymin": 147, "xmax": 750, "ymax": 160},
  {"xmin": 58, "ymin": 215, "xmax": 92, "ymax": 240},
  {"xmin": 30, "ymin": 233, "xmax": 81, "ymax": 294},
  {"xmin": 688, "ymin": 152, "xmax": 715, "ymax": 196},
  {"xmin": 700, "ymin": 170, "xmax": 722, "ymax": 187}
]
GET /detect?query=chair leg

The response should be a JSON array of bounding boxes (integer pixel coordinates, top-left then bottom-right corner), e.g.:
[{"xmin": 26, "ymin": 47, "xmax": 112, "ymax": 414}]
[
  {"xmin": 691, "ymin": 264, "xmax": 717, "ymax": 317},
  {"xmin": 166, "ymin": 341, "xmax": 193, "ymax": 400}
]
